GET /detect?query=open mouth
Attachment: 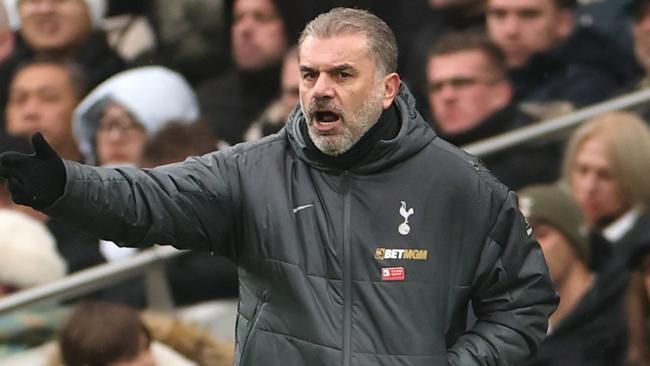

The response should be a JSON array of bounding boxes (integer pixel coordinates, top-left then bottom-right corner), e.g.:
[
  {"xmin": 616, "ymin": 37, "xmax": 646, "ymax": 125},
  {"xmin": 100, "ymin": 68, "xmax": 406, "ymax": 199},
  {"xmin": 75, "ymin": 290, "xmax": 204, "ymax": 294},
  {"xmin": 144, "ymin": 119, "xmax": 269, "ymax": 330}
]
[
  {"xmin": 311, "ymin": 110, "xmax": 341, "ymax": 133},
  {"xmin": 314, "ymin": 111, "xmax": 340, "ymax": 123}
]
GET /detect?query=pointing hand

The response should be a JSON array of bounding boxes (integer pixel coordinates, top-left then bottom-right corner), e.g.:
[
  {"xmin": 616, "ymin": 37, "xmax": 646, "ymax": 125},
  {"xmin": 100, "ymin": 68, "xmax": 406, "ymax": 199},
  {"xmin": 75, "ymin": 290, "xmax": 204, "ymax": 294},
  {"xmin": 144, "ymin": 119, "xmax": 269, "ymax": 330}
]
[{"xmin": 0, "ymin": 132, "xmax": 66, "ymax": 209}]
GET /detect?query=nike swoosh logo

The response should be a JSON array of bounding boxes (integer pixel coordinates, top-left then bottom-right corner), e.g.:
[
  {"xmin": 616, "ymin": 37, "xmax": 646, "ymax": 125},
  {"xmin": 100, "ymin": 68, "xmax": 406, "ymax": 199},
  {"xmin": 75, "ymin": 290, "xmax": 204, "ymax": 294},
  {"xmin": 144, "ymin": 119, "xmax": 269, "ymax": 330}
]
[{"xmin": 292, "ymin": 204, "xmax": 315, "ymax": 213}]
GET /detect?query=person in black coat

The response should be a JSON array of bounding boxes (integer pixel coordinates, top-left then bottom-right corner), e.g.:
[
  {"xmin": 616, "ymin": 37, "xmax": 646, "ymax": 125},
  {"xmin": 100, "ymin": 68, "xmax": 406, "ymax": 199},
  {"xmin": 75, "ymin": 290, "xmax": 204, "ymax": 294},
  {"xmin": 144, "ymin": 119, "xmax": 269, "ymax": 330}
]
[
  {"xmin": 487, "ymin": 0, "xmax": 641, "ymax": 108},
  {"xmin": 562, "ymin": 111, "xmax": 650, "ymax": 364},
  {"xmin": 426, "ymin": 31, "xmax": 560, "ymax": 190},
  {"xmin": 518, "ymin": 183, "xmax": 629, "ymax": 366},
  {"xmin": 196, "ymin": 0, "xmax": 323, "ymax": 145}
]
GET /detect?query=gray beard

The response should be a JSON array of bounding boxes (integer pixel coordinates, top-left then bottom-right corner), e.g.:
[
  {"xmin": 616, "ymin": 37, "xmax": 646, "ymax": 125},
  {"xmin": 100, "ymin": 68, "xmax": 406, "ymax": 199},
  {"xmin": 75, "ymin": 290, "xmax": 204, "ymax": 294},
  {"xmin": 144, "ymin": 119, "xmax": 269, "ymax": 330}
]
[{"xmin": 303, "ymin": 85, "xmax": 385, "ymax": 156}]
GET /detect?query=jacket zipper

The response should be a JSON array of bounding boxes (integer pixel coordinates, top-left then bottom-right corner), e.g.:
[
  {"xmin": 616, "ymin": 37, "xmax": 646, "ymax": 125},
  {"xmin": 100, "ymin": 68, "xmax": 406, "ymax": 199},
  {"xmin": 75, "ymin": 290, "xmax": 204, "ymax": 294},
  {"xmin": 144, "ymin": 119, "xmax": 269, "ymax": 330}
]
[
  {"xmin": 240, "ymin": 291, "xmax": 268, "ymax": 365},
  {"xmin": 342, "ymin": 171, "xmax": 352, "ymax": 366}
]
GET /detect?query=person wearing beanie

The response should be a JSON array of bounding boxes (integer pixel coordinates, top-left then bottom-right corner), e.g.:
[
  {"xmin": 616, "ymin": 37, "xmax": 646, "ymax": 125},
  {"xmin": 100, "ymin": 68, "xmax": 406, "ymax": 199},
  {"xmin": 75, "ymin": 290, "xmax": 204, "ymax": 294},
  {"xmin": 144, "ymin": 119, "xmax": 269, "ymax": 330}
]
[{"xmin": 518, "ymin": 183, "xmax": 630, "ymax": 366}]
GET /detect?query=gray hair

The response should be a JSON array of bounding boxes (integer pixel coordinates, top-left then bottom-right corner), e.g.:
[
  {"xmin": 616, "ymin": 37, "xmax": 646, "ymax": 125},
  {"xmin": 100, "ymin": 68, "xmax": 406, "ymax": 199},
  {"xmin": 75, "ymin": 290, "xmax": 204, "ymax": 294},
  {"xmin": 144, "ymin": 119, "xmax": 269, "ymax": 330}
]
[{"xmin": 298, "ymin": 7, "xmax": 398, "ymax": 76}]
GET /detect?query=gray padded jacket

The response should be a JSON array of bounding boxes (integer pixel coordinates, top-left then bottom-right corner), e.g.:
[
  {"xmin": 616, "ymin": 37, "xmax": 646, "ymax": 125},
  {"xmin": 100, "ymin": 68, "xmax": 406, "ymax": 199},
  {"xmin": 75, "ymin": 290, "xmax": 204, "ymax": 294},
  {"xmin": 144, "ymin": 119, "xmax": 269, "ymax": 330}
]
[{"xmin": 46, "ymin": 85, "xmax": 558, "ymax": 366}]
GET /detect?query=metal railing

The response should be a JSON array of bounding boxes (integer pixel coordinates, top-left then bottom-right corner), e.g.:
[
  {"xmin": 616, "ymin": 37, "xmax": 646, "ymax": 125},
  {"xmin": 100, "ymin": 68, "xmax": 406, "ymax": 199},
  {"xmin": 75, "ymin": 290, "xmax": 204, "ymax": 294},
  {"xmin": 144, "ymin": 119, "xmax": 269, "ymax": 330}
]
[
  {"xmin": 1, "ymin": 87, "xmax": 650, "ymax": 316},
  {"xmin": 0, "ymin": 246, "xmax": 186, "ymax": 315},
  {"xmin": 464, "ymin": 87, "xmax": 650, "ymax": 157}
]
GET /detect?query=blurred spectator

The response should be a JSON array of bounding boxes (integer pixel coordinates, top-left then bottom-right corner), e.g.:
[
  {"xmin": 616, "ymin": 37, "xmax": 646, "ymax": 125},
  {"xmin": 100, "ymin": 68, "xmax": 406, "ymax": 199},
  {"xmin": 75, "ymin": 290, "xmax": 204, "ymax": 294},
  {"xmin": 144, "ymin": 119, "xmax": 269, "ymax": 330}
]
[
  {"xmin": 627, "ymin": 0, "xmax": 650, "ymax": 123},
  {"xmin": 574, "ymin": 0, "xmax": 634, "ymax": 56},
  {"xmin": 0, "ymin": 1, "xmax": 14, "ymax": 64},
  {"xmin": 486, "ymin": 0, "xmax": 640, "ymax": 107},
  {"xmin": 196, "ymin": 0, "xmax": 297, "ymax": 145},
  {"xmin": 426, "ymin": 32, "xmax": 561, "ymax": 190},
  {"xmin": 518, "ymin": 183, "xmax": 628, "ymax": 366},
  {"xmin": 562, "ymin": 111, "xmax": 650, "ymax": 364},
  {"xmin": 74, "ymin": 65, "xmax": 199, "ymax": 166},
  {"xmin": 140, "ymin": 120, "xmax": 217, "ymax": 168},
  {"xmin": 141, "ymin": 0, "xmax": 230, "ymax": 85},
  {"xmin": 5, "ymin": 59, "xmax": 84, "ymax": 162},
  {"xmin": 57, "ymin": 301, "xmax": 196, "ymax": 366},
  {"xmin": 401, "ymin": 0, "xmax": 486, "ymax": 122},
  {"xmin": 71, "ymin": 65, "xmax": 200, "ymax": 306},
  {"xmin": 0, "ymin": 208, "xmax": 69, "ymax": 357},
  {"xmin": 74, "ymin": 65, "xmax": 238, "ymax": 306},
  {"xmin": 0, "ymin": 0, "xmax": 124, "ymax": 129},
  {"xmin": 244, "ymin": 46, "xmax": 298, "ymax": 141}
]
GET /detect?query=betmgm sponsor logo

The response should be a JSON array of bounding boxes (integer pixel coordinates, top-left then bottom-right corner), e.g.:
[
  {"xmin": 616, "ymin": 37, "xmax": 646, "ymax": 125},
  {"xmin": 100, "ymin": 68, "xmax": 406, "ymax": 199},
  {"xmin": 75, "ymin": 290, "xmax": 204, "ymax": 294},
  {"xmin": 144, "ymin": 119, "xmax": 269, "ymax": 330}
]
[{"xmin": 375, "ymin": 247, "xmax": 428, "ymax": 261}]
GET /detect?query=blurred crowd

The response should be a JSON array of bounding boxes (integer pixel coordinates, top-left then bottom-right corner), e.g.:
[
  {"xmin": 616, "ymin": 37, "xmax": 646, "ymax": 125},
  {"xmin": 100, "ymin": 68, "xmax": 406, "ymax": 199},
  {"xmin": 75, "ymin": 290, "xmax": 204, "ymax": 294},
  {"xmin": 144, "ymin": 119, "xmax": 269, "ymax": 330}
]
[{"xmin": 0, "ymin": 0, "xmax": 649, "ymax": 365}]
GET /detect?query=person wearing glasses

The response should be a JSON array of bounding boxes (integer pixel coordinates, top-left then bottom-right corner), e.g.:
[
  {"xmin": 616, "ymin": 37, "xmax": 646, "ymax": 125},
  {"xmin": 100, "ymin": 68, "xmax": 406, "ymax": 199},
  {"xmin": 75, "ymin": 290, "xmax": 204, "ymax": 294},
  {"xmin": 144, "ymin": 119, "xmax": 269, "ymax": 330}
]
[{"xmin": 426, "ymin": 31, "xmax": 561, "ymax": 190}]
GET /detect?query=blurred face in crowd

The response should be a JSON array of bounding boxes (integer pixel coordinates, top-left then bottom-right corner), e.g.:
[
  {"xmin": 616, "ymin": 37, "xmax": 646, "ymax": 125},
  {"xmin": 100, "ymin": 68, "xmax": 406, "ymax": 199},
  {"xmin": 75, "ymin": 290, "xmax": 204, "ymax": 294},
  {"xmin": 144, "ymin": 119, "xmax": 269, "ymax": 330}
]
[
  {"xmin": 0, "ymin": 3, "xmax": 15, "ymax": 63},
  {"xmin": 427, "ymin": 49, "xmax": 511, "ymax": 135},
  {"xmin": 569, "ymin": 136, "xmax": 627, "ymax": 227},
  {"xmin": 18, "ymin": 0, "xmax": 93, "ymax": 54},
  {"xmin": 231, "ymin": 0, "xmax": 288, "ymax": 71},
  {"xmin": 531, "ymin": 221, "xmax": 577, "ymax": 285},
  {"xmin": 6, "ymin": 63, "xmax": 80, "ymax": 159},
  {"xmin": 486, "ymin": 0, "xmax": 573, "ymax": 68},
  {"xmin": 299, "ymin": 33, "xmax": 399, "ymax": 156},
  {"xmin": 633, "ymin": 2, "xmax": 650, "ymax": 74},
  {"xmin": 95, "ymin": 103, "xmax": 147, "ymax": 166},
  {"xmin": 280, "ymin": 51, "xmax": 299, "ymax": 116}
]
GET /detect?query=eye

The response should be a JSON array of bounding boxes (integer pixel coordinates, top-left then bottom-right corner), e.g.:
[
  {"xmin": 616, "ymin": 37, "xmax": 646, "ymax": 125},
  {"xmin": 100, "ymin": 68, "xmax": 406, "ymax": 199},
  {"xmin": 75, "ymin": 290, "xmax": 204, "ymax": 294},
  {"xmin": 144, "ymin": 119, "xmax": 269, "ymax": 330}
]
[
  {"xmin": 301, "ymin": 71, "xmax": 317, "ymax": 81},
  {"xmin": 338, "ymin": 71, "xmax": 351, "ymax": 79}
]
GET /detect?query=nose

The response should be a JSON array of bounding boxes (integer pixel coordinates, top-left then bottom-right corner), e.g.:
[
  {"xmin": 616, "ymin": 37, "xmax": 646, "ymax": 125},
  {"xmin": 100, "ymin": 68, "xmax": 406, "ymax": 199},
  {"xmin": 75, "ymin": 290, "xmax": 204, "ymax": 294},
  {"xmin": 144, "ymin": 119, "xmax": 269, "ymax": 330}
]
[
  {"xmin": 578, "ymin": 171, "xmax": 599, "ymax": 196},
  {"xmin": 21, "ymin": 96, "xmax": 41, "ymax": 119},
  {"xmin": 233, "ymin": 14, "xmax": 254, "ymax": 37},
  {"xmin": 501, "ymin": 15, "xmax": 521, "ymax": 38},
  {"xmin": 311, "ymin": 73, "xmax": 335, "ymax": 99}
]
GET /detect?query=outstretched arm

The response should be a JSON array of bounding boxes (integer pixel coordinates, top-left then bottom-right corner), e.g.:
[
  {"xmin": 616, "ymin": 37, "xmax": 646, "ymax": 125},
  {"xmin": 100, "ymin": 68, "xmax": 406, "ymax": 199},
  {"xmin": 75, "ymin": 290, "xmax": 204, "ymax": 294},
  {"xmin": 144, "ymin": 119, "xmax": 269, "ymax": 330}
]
[{"xmin": 0, "ymin": 133, "xmax": 238, "ymax": 255}]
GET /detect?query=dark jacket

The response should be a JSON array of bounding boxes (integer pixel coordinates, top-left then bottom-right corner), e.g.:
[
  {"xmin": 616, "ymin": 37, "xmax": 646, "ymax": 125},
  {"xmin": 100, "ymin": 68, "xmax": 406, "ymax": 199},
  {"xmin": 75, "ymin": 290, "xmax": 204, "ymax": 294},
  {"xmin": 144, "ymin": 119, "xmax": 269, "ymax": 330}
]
[
  {"xmin": 439, "ymin": 103, "xmax": 561, "ymax": 191},
  {"xmin": 521, "ymin": 264, "xmax": 629, "ymax": 366},
  {"xmin": 511, "ymin": 26, "xmax": 641, "ymax": 108},
  {"xmin": 45, "ymin": 85, "xmax": 557, "ymax": 366},
  {"xmin": 196, "ymin": 65, "xmax": 282, "ymax": 145}
]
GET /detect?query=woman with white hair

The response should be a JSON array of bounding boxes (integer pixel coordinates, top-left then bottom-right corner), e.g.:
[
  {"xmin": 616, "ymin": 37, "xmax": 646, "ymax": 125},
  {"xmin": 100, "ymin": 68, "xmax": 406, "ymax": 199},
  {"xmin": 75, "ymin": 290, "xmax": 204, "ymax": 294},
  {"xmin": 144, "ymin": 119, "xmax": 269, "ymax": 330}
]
[{"xmin": 562, "ymin": 110, "xmax": 650, "ymax": 365}]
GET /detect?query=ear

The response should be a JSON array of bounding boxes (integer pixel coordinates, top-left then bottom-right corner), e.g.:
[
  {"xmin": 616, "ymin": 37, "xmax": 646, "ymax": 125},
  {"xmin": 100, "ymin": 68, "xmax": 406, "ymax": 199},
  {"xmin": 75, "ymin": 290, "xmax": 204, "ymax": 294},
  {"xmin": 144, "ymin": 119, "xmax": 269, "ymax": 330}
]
[
  {"xmin": 490, "ymin": 80, "xmax": 513, "ymax": 109},
  {"xmin": 381, "ymin": 73, "xmax": 401, "ymax": 109},
  {"xmin": 556, "ymin": 8, "xmax": 574, "ymax": 39}
]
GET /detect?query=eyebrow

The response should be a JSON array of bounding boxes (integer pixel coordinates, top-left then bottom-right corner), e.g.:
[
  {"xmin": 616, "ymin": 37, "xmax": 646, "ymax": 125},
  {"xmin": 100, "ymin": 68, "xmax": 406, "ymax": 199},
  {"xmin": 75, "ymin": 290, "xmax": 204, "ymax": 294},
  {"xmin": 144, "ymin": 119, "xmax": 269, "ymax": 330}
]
[{"xmin": 299, "ymin": 64, "xmax": 357, "ymax": 74}]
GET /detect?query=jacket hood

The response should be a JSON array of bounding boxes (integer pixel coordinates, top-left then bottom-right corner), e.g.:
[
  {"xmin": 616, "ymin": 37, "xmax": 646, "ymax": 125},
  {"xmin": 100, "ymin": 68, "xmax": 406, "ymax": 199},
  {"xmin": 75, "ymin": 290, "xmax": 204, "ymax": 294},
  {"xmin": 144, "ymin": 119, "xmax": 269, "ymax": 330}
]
[
  {"xmin": 73, "ymin": 66, "xmax": 199, "ymax": 165},
  {"xmin": 286, "ymin": 83, "xmax": 436, "ymax": 174}
]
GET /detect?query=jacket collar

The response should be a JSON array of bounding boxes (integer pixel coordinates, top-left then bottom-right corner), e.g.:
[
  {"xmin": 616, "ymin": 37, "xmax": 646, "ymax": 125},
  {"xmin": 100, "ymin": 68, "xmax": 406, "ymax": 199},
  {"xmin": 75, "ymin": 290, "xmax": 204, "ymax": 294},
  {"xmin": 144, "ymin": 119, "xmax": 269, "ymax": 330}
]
[{"xmin": 286, "ymin": 83, "xmax": 436, "ymax": 174}]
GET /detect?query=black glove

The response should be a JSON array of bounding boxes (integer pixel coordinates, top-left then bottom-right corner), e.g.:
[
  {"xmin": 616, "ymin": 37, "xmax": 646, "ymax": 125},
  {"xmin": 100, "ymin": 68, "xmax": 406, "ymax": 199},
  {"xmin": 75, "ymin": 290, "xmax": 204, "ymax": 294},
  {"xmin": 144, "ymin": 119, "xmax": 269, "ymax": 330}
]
[{"xmin": 0, "ymin": 132, "xmax": 66, "ymax": 209}]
